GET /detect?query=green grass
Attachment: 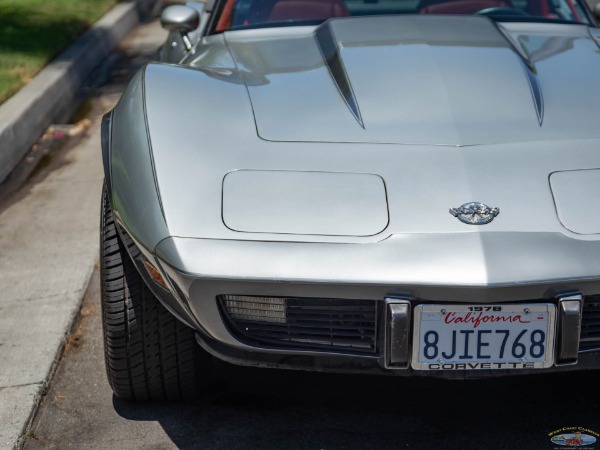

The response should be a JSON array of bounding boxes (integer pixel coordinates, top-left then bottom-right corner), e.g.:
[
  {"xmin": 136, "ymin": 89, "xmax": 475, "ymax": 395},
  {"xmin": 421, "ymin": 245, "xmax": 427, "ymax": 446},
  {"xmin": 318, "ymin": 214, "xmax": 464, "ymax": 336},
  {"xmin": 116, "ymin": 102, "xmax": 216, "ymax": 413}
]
[{"xmin": 0, "ymin": 0, "xmax": 119, "ymax": 103}]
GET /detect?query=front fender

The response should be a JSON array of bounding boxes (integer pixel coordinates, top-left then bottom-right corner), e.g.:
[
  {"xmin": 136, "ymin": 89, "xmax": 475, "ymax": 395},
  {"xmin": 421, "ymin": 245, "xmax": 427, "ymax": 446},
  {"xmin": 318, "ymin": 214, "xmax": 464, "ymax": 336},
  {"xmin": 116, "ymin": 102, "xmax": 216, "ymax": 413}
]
[
  {"xmin": 107, "ymin": 67, "xmax": 170, "ymax": 253},
  {"xmin": 100, "ymin": 111, "xmax": 112, "ymax": 198}
]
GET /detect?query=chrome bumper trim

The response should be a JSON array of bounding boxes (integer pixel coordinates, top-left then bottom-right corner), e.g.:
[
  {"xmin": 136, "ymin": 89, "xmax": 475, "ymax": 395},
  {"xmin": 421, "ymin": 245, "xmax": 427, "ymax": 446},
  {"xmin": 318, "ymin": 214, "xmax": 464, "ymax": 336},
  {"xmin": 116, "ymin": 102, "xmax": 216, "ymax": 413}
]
[
  {"xmin": 556, "ymin": 294, "xmax": 583, "ymax": 365},
  {"xmin": 384, "ymin": 298, "xmax": 411, "ymax": 369}
]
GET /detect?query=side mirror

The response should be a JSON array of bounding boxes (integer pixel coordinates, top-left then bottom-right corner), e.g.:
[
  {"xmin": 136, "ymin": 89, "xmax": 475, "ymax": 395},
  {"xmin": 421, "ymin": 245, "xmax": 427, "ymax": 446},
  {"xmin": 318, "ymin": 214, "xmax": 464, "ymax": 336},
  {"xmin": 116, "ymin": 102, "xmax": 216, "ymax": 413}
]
[
  {"xmin": 161, "ymin": 5, "xmax": 200, "ymax": 50},
  {"xmin": 595, "ymin": 2, "xmax": 600, "ymax": 21}
]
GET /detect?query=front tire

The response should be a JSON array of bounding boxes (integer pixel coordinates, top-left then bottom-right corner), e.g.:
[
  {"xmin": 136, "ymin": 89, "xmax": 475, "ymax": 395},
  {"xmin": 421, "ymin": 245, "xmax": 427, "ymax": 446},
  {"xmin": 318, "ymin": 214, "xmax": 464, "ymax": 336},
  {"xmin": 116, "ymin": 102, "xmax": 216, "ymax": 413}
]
[{"xmin": 100, "ymin": 183, "xmax": 209, "ymax": 400}]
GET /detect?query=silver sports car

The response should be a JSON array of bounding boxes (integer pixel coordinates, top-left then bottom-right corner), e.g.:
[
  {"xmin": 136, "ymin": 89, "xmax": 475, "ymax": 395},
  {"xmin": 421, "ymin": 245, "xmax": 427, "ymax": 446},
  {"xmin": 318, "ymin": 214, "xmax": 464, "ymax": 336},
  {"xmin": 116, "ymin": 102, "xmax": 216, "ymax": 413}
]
[{"xmin": 100, "ymin": 0, "xmax": 600, "ymax": 399}]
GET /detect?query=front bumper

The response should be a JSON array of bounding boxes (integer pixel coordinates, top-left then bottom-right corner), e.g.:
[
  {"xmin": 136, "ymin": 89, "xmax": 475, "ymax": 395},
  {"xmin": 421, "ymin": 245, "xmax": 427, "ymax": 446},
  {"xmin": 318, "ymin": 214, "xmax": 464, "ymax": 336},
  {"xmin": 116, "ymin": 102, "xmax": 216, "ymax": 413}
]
[
  {"xmin": 193, "ymin": 321, "xmax": 600, "ymax": 379},
  {"xmin": 140, "ymin": 233, "xmax": 600, "ymax": 378}
]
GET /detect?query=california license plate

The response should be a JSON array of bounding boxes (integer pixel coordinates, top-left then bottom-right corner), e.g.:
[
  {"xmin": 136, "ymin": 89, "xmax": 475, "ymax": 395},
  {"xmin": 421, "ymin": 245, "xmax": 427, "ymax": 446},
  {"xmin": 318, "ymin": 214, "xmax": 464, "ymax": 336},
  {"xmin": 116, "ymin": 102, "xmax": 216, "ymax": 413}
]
[{"xmin": 412, "ymin": 304, "xmax": 556, "ymax": 370}]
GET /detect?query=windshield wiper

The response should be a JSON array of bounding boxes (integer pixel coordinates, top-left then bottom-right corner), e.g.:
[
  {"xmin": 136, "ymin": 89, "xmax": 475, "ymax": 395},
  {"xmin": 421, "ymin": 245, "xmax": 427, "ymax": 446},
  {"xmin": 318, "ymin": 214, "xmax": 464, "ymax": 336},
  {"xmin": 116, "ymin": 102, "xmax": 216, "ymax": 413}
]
[{"xmin": 228, "ymin": 19, "xmax": 326, "ymax": 31}]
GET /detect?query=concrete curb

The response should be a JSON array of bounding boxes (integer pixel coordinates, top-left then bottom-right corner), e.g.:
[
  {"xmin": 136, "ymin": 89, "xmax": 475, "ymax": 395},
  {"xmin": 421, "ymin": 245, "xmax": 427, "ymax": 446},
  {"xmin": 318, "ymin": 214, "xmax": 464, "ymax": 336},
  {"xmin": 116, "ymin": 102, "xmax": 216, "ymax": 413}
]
[{"xmin": 0, "ymin": 0, "xmax": 156, "ymax": 185}]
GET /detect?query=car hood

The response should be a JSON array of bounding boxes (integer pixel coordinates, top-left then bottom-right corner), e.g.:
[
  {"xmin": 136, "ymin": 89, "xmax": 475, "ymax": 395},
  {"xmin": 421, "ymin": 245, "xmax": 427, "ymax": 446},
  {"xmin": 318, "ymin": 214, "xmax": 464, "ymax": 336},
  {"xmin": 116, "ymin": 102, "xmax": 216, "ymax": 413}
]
[
  {"xmin": 224, "ymin": 16, "xmax": 600, "ymax": 146},
  {"xmin": 136, "ymin": 19, "xmax": 600, "ymax": 247}
]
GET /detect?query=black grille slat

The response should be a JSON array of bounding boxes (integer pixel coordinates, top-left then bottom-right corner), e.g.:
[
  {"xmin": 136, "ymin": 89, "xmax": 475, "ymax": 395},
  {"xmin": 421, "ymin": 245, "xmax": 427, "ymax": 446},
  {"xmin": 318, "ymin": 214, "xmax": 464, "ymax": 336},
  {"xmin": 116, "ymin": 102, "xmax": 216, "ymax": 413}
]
[
  {"xmin": 240, "ymin": 321, "xmax": 376, "ymax": 333},
  {"xmin": 580, "ymin": 295, "xmax": 600, "ymax": 352},
  {"xmin": 288, "ymin": 317, "xmax": 375, "ymax": 324},
  {"xmin": 233, "ymin": 338, "xmax": 373, "ymax": 353},
  {"xmin": 287, "ymin": 310, "xmax": 376, "ymax": 316},
  {"xmin": 220, "ymin": 296, "xmax": 377, "ymax": 354},
  {"xmin": 244, "ymin": 331, "xmax": 375, "ymax": 346},
  {"xmin": 579, "ymin": 341, "xmax": 600, "ymax": 351},
  {"xmin": 241, "ymin": 326, "xmax": 375, "ymax": 339},
  {"xmin": 288, "ymin": 313, "xmax": 375, "ymax": 319}
]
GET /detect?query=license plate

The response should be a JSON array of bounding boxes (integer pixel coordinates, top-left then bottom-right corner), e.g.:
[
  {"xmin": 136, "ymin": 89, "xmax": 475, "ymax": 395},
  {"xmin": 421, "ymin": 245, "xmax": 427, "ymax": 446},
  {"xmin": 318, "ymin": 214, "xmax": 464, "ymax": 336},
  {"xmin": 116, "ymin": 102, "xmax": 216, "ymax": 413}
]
[{"xmin": 411, "ymin": 304, "xmax": 556, "ymax": 370}]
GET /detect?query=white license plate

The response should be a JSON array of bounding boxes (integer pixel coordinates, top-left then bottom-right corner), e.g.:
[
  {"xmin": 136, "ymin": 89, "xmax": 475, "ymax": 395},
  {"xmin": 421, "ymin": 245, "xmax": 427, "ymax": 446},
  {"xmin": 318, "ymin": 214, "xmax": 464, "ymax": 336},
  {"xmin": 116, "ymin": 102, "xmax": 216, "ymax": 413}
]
[{"xmin": 412, "ymin": 304, "xmax": 556, "ymax": 370}]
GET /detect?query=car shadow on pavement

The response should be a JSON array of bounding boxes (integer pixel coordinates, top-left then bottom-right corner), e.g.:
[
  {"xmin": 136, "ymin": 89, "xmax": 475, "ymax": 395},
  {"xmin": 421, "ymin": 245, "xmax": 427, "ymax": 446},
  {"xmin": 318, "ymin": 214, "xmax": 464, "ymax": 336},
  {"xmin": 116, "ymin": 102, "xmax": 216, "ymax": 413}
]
[{"xmin": 112, "ymin": 362, "xmax": 600, "ymax": 450}]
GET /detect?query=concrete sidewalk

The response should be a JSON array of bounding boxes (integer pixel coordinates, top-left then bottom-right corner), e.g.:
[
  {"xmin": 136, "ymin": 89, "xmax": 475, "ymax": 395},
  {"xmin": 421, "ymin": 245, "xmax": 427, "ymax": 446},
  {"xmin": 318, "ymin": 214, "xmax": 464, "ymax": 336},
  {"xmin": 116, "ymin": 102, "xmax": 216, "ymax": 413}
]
[{"xmin": 0, "ymin": 17, "xmax": 167, "ymax": 450}]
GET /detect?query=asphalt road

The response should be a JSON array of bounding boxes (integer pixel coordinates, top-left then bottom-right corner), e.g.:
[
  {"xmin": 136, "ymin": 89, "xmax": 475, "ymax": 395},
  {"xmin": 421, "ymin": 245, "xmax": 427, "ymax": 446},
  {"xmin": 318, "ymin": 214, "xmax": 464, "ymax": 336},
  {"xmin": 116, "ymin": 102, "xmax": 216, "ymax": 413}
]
[{"xmin": 22, "ymin": 268, "xmax": 600, "ymax": 450}]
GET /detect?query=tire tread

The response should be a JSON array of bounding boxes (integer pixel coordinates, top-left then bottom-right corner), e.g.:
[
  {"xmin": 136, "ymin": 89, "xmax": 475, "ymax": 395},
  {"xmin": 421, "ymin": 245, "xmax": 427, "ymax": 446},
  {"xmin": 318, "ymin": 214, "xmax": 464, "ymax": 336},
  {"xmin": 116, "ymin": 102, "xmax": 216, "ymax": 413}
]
[{"xmin": 100, "ymin": 183, "xmax": 206, "ymax": 401}]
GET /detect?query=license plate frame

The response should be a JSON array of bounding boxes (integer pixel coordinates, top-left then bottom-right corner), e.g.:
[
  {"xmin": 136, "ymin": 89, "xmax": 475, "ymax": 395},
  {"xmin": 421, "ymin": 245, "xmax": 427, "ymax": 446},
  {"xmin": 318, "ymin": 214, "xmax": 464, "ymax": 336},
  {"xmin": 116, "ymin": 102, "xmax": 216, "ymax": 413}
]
[{"xmin": 411, "ymin": 304, "xmax": 557, "ymax": 370}]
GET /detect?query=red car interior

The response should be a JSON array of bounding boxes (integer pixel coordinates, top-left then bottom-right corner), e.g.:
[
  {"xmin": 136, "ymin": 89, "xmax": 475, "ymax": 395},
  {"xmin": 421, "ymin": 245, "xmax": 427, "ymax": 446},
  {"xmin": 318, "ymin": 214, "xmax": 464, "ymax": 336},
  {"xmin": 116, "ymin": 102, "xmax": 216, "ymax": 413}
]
[{"xmin": 419, "ymin": 0, "xmax": 511, "ymax": 14}]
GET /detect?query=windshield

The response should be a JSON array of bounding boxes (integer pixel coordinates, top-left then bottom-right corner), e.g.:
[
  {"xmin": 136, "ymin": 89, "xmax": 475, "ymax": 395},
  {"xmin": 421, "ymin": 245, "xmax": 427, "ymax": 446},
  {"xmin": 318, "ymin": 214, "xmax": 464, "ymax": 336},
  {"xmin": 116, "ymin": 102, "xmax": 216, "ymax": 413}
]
[{"xmin": 214, "ymin": 0, "xmax": 592, "ymax": 31}]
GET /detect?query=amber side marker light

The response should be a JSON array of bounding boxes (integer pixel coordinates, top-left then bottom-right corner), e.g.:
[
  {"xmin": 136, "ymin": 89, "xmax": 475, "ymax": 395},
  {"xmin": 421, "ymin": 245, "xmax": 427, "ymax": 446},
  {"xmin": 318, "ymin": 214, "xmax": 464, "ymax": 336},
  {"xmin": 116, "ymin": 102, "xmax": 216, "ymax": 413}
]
[{"xmin": 143, "ymin": 259, "xmax": 168, "ymax": 289}]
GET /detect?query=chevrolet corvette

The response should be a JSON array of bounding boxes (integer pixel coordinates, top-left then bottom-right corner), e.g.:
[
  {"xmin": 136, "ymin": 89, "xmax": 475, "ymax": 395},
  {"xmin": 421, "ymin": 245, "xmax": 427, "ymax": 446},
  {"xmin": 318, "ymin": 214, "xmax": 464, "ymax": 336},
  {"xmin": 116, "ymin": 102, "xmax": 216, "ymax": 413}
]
[{"xmin": 100, "ymin": 0, "xmax": 600, "ymax": 399}]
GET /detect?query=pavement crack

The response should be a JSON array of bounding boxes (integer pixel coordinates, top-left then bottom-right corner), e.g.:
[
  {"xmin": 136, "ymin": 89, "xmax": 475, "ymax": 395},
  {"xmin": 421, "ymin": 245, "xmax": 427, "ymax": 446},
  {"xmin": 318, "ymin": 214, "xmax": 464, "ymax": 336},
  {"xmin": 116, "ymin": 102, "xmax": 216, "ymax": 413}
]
[
  {"xmin": 0, "ymin": 382, "xmax": 42, "ymax": 391},
  {"xmin": 0, "ymin": 289, "xmax": 82, "ymax": 305}
]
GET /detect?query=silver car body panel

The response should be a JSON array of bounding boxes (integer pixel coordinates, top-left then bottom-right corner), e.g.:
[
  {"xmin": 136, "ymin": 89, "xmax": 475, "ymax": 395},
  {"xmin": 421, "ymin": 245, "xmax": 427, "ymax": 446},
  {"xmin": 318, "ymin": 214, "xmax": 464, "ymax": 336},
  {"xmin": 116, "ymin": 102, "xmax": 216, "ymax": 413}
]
[
  {"xmin": 109, "ymin": 69, "xmax": 169, "ymax": 251},
  {"xmin": 106, "ymin": 14, "xmax": 600, "ymax": 366},
  {"xmin": 155, "ymin": 232, "xmax": 600, "ymax": 351},
  {"xmin": 222, "ymin": 170, "xmax": 389, "ymax": 236},
  {"xmin": 225, "ymin": 17, "xmax": 600, "ymax": 145},
  {"xmin": 109, "ymin": 16, "xmax": 600, "ymax": 247},
  {"xmin": 551, "ymin": 169, "xmax": 600, "ymax": 235}
]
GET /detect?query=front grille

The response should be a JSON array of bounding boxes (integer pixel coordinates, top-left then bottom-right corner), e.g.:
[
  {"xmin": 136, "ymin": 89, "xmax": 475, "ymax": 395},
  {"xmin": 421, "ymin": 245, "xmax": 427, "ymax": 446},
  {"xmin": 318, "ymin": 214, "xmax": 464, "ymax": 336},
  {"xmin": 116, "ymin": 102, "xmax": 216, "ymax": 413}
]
[
  {"xmin": 580, "ymin": 295, "xmax": 600, "ymax": 352},
  {"xmin": 219, "ymin": 296, "xmax": 378, "ymax": 354}
]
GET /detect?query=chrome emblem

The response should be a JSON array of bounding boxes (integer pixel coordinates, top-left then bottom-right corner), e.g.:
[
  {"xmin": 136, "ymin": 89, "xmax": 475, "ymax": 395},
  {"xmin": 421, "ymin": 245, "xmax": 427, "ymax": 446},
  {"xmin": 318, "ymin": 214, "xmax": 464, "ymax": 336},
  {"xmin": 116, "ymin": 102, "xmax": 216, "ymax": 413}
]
[{"xmin": 450, "ymin": 202, "xmax": 499, "ymax": 225}]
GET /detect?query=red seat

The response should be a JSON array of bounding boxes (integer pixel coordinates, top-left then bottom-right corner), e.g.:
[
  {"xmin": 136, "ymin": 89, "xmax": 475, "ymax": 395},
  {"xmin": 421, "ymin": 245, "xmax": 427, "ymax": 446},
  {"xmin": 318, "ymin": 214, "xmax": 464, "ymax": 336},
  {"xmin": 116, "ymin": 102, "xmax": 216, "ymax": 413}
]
[
  {"xmin": 526, "ymin": 0, "xmax": 555, "ymax": 18},
  {"xmin": 268, "ymin": 0, "xmax": 349, "ymax": 21}
]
